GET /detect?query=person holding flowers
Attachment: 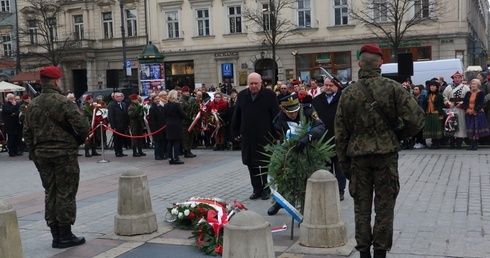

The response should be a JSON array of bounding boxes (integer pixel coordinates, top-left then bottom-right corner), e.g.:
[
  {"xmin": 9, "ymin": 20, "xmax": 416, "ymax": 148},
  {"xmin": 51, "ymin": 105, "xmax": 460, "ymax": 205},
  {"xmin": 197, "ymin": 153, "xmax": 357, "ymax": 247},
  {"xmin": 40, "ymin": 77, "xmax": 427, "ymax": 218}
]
[
  {"xmin": 209, "ymin": 92, "xmax": 229, "ymax": 151},
  {"xmin": 422, "ymin": 80, "xmax": 445, "ymax": 149},
  {"xmin": 127, "ymin": 94, "xmax": 146, "ymax": 157},
  {"xmin": 463, "ymin": 79, "xmax": 490, "ymax": 150}
]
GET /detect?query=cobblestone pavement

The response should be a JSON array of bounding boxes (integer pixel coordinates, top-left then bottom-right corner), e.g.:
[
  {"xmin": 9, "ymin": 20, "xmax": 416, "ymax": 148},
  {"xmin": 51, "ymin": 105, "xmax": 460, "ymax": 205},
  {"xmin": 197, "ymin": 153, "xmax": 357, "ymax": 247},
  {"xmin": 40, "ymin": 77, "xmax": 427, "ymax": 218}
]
[{"xmin": 1, "ymin": 146, "xmax": 489, "ymax": 258}]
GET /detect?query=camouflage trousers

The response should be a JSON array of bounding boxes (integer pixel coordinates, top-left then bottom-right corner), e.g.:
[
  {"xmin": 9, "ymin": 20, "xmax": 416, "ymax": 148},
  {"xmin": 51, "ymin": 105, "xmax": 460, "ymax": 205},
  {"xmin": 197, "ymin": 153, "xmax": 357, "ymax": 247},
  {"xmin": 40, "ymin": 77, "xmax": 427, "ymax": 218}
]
[
  {"xmin": 37, "ymin": 155, "xmax": 80, "ymax": 227},
  {"xmin": 349, "ymin": 152, "xmax": 400, "ymax": 252},
  {"xmin": 182, "ymin": 126, "xmax": 192, "ymax": 152}
]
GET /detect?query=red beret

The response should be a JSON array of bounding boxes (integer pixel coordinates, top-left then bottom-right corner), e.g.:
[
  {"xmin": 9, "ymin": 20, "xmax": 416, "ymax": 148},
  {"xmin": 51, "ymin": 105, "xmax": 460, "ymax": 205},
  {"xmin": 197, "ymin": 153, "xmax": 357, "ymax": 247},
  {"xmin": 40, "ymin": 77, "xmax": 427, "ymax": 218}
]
[
  {"xmin": 181, "ymin": 86, "xmax": 189, "ymax": 92},
  {"xmin": 360, "ymin": 44, "xmax": 383, "ymax": 57},
  {"xmin": 129, "ymin": 94, "xmax": 139, "ymax": 100},
  {"xmin": 40, "ymin": 66, "xmax": 62, "ymax": 79},
  {"xmin": 292, "ymin": 80, "xmax": 300, "ymax": 85},
  {"xmin": 84, "ymin": 94, "xmax": 93, "ymax": 101},
  {"xmin": 22, "ymin": 93, "xmax": 30, "ymax": 100}
]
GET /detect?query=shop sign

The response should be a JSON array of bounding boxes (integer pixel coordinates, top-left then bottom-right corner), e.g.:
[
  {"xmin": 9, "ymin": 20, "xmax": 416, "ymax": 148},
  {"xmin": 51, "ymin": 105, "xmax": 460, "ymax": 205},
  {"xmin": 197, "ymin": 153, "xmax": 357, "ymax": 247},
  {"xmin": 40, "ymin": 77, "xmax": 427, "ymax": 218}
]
[{"xmin": 214, "ymin": 52, "xmax": 239, "ymax": 57}]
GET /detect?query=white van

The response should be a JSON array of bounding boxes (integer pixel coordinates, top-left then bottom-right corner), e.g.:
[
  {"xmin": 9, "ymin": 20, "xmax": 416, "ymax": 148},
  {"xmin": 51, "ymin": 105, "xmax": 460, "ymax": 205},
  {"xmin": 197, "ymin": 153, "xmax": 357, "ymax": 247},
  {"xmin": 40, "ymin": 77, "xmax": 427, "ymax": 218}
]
[{"xmin": 380, "ymin": 59, "xmax": 464, "ymax": 85}]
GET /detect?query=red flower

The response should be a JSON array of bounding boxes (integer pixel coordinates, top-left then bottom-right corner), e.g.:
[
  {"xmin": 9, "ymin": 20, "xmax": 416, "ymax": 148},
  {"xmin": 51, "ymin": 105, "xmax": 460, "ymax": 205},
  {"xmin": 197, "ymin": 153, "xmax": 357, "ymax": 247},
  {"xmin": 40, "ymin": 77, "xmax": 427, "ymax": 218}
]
[
  {"xmin": 214, "ymin": 244, "xmax": 223, "ymax": 254},
  {"xmin": 197, "ymin": 233, "xmax": 205, "ymax": 247},
  {"xmin": 188, "ymin": 212, "xmax": 195, "ymax": 219}
]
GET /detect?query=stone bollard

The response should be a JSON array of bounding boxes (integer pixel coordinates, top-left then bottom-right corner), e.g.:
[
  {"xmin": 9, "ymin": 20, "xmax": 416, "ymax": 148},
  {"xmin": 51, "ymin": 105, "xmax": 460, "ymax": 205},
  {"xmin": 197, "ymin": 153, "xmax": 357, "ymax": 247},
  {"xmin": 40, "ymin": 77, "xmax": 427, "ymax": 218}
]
[
  {"xmin": 223, "ymin": 210, "xmax": 274, "ymax": 258},
  {"xmin": 300, "ymin": 169, "xmax": 347, "ymax": 248},
  {"xmin": 114, "ymin": 169, "xmax": 158, "ymax": 236},
  {"xmin": 0, "ymin": 200, "xmax": 24, "ymax": 258}
]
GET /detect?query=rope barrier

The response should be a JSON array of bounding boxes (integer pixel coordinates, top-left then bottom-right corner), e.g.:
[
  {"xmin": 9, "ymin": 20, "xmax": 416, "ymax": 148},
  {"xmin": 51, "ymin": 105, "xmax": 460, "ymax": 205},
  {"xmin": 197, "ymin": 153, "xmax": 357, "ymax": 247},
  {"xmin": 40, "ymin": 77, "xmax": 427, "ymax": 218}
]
[{"xmin": 84, "ymin": 123, "xmax": 167, "ymax": 142}]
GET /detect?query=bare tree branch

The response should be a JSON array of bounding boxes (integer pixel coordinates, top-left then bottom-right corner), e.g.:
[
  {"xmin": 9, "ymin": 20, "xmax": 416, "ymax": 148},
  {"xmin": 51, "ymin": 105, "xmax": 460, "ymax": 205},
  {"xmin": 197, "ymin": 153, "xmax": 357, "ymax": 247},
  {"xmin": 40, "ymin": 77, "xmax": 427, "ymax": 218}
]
[
  {"xmin": 18, "ymin": 0, "xmax": 79, "ymax": 67},
  {"xmin": 243, "ymin": 0, "xmax": 305, "ymax": 85},
  {"xmin": 350, "ymin": 0, "xmax": 447, "ymax": 61}
]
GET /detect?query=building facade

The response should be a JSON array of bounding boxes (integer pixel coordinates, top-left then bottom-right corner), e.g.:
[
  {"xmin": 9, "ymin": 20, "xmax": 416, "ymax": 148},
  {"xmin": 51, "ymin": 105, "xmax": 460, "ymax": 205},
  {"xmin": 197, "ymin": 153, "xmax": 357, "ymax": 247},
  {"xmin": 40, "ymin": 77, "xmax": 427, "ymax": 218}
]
[
  {"xmin": 12, "ymin": 0, "xmax": 490, "ymax": 95},
  {"xmin": 0, "ymin": 0, "xmax": 18, "ymax": 81}
]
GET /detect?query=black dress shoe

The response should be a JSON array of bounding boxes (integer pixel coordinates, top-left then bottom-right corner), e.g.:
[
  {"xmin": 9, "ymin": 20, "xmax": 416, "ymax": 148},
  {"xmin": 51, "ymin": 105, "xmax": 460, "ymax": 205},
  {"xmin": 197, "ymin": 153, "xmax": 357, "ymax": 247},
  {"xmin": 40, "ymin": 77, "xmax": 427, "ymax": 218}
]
[
  {"xmin": 249, "ymin": 192, "xmax": 262, "ymax": 200},
  {"xmin": 91, "ymin": 152, "xmax": 101, "ymax": 156},
  {"xmin": 138, "ymin": 152, "xmax": 146, "ymax": 156},
  {"xmin": 267, "ymin": 203, "xmax": 282, "ymax": 216},
  {"xmin": 115, "ymin": 153, "xmax": 123, "ymax": 157},
  {"xmin": 261, "ymin": 191, "xmax": 271, "ymax": 200},
  {"xmin": 155, "ymin": 156, "xmax": 164, "ymax": 160},
  {"xmin": 133, "ymin": 153, "xmax": 141, "ymax": 157},
  {"xmin": 340, "ymin": 194, "xmax": 345, "ymax": 201},
  {"xmin": 120, "ymin": 153, "xmax": 128, "ymax": 156},
  {"xmin": 184, "ymin": 152, "xmax": 196, "ymax": 158}
]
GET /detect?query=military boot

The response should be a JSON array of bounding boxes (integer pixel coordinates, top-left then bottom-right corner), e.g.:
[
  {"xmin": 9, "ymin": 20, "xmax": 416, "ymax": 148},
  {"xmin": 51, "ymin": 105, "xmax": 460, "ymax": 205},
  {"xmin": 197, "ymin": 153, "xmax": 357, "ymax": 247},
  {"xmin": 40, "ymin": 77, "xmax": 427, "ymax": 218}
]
[
  {"xmin": 472, "ymin": 141, "xmax": 478, "ymax": 150},
  {"xmin": 84, "ymin": 146, "xmax": 91, "ymax": 157},
  {"xmin": 466, "ymin": 139, "xmax": 474, "ymax": 150},
  {"xmin": 49, "ymin": 224, "xmax": 59, "ymax": 248},
  {"xmin": 57, "ymin": 225, "xmax": 85, "ymax": 248},
  {"xmin": 133, "ymin": 147, "xmax": 141, "ymax": 157},
  {"xmin": 455, "ymin": 138, "xmax": 463, "ymax": 149},
  {"xmin": 373, "ymin": 250, "xmax": 386, "ymax": 258},
  {"xmin": 91, "ymin": 146, "xmax": 101, "ymax": 156},
  {"xmin": 138, "ymin": 147, "xmax": 146, "ymax": 156},
  {"xmin": 360, "ymin": 250, "xmax": 372, "ymax": 258}
]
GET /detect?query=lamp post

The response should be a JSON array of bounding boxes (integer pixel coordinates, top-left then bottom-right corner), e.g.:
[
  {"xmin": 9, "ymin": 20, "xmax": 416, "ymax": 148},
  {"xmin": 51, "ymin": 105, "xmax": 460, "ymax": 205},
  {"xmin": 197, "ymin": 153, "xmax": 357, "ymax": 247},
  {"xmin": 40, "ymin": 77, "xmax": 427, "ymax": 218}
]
[{"xmin": 120, "ymin": 0, "xmax": 129, "ymax": 87}]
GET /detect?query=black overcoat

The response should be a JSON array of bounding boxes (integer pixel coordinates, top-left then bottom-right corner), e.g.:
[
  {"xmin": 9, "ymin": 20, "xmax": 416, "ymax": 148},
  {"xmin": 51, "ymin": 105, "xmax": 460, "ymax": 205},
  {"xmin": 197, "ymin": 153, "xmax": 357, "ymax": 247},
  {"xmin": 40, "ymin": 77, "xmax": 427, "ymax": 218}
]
[
  {"xmin": 312, "ymin": 91, "xmax": 341, "ymax": 143},
  {"xmin": 232, "ymin": 87, "xmax": 279, "ymax": 167},
  {"xmin": 149, "ymin": 103, "xmax": 166, "ymax": 141},
  {"xmin": 163, "ymin": 101, "xmax": 186, "ymax": 140},
  {"xmin": 1, "ymin": 101, "xmax": 21, "ymax": 134},
  {"xmin": 107, "ymin": 101, "xmax": 129, "ymax": 132}
]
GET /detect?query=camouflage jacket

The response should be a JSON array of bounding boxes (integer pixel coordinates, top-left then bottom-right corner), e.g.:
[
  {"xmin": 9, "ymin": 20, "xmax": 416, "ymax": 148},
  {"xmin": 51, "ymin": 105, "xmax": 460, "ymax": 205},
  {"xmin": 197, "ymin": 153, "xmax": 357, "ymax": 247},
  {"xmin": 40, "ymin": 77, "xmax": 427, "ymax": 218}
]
[
  {"xmin": 23, "ymin": 84, "xmax": 90, "ymax": 158},
  {"xmin": 127, "ymin": 102, "xmax": 145, "ymax": 133},
  {"xmin": 180, "ymin": 95, "xmax": 197, "ymax": 126},
  {"xmin": 334, "ymin": 68, "xmax": 424, "ymax": 171}
]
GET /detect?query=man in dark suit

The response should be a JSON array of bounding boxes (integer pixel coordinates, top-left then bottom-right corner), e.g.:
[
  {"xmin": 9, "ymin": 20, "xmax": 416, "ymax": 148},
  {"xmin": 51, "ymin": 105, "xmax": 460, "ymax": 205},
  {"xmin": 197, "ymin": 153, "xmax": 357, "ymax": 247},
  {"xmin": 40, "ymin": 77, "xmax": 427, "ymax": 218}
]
[
  {"xmin": 108, "ymin": 92, "xmax": 129, "ymax": 157},
  {"xmin": 311, "ymin": 78, "xmax": 346, "ymax": 200},
  {"xmin": 232, "ymin": 72, "xmax": 279, "ymax": 200}
]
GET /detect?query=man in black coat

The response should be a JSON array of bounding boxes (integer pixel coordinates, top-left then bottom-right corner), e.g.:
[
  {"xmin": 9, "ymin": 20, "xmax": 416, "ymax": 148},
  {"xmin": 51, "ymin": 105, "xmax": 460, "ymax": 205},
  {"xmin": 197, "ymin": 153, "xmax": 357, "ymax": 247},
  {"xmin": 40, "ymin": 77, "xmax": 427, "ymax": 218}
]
[
  {"xmin": 311, "ymin": 78, "xmax": 346, "ymax": 200},
  {"xmin": 2, "ymin": 93, "xmax": 22, "ymax": 157},
  {"xmin": 232, "ymin": 72, "xmax": 279, "ymax": 200},
  {"xmin": 148, "ymin": 95, "xmax": 166, "ymax": 160},
  {"xmin": 108, "ymin": 92, "xmax": 129, "ymax": 157}
]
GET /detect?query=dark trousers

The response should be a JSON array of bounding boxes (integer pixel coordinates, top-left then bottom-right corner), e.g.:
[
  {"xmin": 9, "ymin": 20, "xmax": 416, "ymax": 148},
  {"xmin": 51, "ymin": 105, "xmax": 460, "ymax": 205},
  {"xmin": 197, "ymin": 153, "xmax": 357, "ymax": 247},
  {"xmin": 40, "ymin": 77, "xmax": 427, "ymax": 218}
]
[
  {"xmin": 7, "ymin": 133, "xmax": 20, "ymax": 155},
  {"xmin": 332, "ymin": 156, "xmax": 346, "ymax": 195},
  {"xmin": 113, "ymin": 133, "xmax": 124, "ymax": 154},
  {"xmin": 154, "ymin": 139, "xmax": 166, "ymax": 158},
  {"xmin": 167, "ymin": 139, "xmax": 181, "ymax": 160},
  {"xmin": 350, "ymin": 153, "xmax": 399, "ymax": 252},
  {"xmin": 247, "ymin": 165, "xmax": 269, "ymax": 194},
  {"xmin": 37, "ymin": 155, "xmax": 80, "ymax": 226}
]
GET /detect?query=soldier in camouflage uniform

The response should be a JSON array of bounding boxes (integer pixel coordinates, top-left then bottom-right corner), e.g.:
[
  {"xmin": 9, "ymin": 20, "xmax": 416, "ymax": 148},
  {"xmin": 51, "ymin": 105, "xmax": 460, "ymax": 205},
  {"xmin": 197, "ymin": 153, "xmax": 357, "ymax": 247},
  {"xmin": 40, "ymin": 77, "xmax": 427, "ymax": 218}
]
[
  {"xmin": 180, "ymin": 86, "xmax": 197, "ymax": 157},
  {"xmin": 23, "ymin": 66, "xmax": 90, "ymax": 249},
  {"xmin": 82, "ymin": 94, "xmax": 101, "ymax": 157},
  {"xmin": 334, "ymin": 45, "xmax": 424, "ymax": 258},
  {"xmin": 127, "ymin": 94, "xmax": 146, "ymax": 157}
]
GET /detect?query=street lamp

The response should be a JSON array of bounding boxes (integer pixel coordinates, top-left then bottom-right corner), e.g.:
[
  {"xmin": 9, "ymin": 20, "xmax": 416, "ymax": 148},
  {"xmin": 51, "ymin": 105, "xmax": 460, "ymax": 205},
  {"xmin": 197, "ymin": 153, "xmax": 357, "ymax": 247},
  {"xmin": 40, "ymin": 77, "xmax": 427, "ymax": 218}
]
[{"xmin": 120, "ymin": 0, "xmax": 129, "ymax": 87}]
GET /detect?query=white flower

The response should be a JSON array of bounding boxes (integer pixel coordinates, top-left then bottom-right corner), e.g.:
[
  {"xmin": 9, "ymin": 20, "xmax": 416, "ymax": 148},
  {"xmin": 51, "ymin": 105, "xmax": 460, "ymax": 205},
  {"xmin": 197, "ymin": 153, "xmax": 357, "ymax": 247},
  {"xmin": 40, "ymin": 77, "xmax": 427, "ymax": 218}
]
[
  {"xmin": 184, "ymin": 209, "xmax": 190, "ymax": 216},
  {"xmin": 190, "ymin": 203, "xmax": 197, "ymax": 208},
  {"xmin": 171, "ymin": 208, "xmax": 178, "ymax": 215},
  {"xmin": 178, "ymin": 212, "xmax": 183, "ymax": 219}
]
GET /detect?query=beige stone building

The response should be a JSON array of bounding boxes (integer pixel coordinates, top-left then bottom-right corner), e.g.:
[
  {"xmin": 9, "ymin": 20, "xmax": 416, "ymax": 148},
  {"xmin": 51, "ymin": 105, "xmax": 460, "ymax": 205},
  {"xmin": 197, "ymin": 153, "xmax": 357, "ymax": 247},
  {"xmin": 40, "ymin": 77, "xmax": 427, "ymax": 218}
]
[{"xmin": 14, "ymin": 0, "xmax": 490, "ymax": 95}]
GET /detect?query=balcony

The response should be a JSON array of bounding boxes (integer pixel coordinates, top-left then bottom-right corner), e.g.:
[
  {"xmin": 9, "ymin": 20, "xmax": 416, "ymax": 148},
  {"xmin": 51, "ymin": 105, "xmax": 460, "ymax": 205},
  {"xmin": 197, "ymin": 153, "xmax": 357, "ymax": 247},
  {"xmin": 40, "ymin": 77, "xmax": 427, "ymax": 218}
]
[{"xmin": 99, "ymin": 35, "xmax": 147, "ymax": 49}]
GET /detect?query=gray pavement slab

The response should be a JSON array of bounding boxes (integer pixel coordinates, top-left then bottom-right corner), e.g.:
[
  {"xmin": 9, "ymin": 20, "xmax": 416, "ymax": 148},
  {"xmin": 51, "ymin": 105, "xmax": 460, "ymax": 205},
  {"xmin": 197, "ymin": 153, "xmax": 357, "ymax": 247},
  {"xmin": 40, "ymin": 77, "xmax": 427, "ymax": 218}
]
[{"xmin": 1, "ymin": 146, "xmax": 490, "ymax": 257}]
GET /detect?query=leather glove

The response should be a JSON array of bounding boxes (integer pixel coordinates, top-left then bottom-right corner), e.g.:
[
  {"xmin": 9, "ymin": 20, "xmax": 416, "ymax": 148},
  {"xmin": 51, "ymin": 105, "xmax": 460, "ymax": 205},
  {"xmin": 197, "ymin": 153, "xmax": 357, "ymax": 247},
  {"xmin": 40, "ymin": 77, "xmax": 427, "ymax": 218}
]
[{"xmin": 295, "ymin": 135, "xmax": 310, "ymax": 152}]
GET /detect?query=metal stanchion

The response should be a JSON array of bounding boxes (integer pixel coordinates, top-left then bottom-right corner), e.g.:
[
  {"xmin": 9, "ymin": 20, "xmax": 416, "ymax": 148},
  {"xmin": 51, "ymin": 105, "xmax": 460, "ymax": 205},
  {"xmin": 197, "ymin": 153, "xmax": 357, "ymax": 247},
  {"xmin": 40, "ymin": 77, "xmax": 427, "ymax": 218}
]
[{"xmin": 97, "ymin": 121, "xmax": 110, "ymax": 163}]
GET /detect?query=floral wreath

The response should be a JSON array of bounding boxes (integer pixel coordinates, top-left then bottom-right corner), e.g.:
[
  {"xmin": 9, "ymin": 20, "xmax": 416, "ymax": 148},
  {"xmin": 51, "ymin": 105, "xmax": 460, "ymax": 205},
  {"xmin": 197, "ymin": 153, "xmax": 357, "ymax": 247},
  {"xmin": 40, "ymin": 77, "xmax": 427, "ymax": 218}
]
[{"xmin": 166, "ymin": 197, "xmax": 247, "ymax": 256}]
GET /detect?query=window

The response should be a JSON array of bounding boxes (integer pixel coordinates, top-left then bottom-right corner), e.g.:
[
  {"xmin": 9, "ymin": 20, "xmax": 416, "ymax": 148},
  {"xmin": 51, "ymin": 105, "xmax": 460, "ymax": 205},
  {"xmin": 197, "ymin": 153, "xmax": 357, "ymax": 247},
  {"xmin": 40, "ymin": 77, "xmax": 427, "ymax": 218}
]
[
  {"xmin": 0, "ymin": 0, "xmax": 10, "ymax": 12},
  {"xmin": 166, "ymin": 11, "xmax": 179, "ymax": 38},
  {"xmin": 334, "ymin": 0, "xmax": 348, "ymax": 25},
  {"xmin": 2, "ymin": 34, "xmax": 11, "ymax": 56},
  {"xmin": 28, "ymin": 20, "xmax": 38, "ymax": 44},
  {"xmin": 47, "ymin": 17, "xmax": 57, "ymax": 41},
  {"xmin": 297, "ymin": 0, "xmax": 311, "ymax": 28},
  {"xmin": 228, "ymin": 6, "xmax": 242, "ymax": 33},
  {"xmin": 262, "ymin": 3, "xmax": 271, "ymax": 31},
  {"xmin": 102, "ymin": 12, "xmax": 113, "ymax": 39},
  {"xmin": 74, "ymin": 15, "xmax": 84, "ymax": 40},
  {"xmin": 414, "ymin": 0, "xmax": 430, "ymax": 19},
  {"xmin": 196, "ymin": 9, "xmax": 210, "ymax": 36},
  {"xmin": 373, "ymin": 0, "xmax": 388, "ymax": 22},
  {"xmin": 126, "ymin": 9, "xmax": 137, "ymax": 37}
]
